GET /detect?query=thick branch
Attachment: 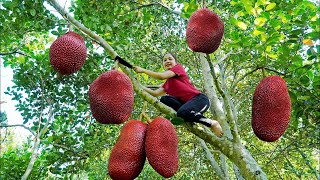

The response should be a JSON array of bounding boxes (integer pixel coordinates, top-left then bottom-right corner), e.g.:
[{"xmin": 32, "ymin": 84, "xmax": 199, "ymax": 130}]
[
  {"xmin": 207, "ymin": 53, "xmax": 240, "ymax": 142},
  {"xmin": 233, "ymin": 163, "xmax": 245, "ymax": 180},
  {"xmin": 198, "ymin": 54, "xmax": 225, "ymax": 121},
  {"xmin": 199, "ymin": 53, "xmax": 232, "ymax": 138},
  {"xmin": 220, "ymin": 153, "xmax": 230, "ymax": 179},
  {"xmin": 197, "ymin": 137, "xmax": 224, "ymax": 178}
]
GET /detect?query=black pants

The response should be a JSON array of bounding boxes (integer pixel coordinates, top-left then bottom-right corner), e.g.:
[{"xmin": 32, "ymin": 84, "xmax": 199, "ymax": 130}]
[{"xmin": 160, "ymin": 93, "xmax": 212, "ymax": 127}]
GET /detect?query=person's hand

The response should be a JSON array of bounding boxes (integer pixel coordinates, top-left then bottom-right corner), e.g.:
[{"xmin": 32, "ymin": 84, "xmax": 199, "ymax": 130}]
[{"xmin": 133, "ymin": 66, "xmax": 144, "ymax": 73}]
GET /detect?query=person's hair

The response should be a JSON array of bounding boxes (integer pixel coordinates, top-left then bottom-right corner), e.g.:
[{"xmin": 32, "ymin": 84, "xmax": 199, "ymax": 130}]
[{"xmin": 163, "ymin": 52, "xmax": 178, "ymax": 62}]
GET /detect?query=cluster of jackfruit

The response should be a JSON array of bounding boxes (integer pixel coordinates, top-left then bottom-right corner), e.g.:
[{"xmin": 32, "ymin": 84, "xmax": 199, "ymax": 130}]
[
  {"xmin": 47, "ymin": 5, "xmax": 292, "ymax": 180},
  {"xmin": 108, "ymin": 117, "xmax": 179, "ymax": 179},
  {"xmin": 50, "ymin": 32, "xmax": 134, "ymax": 125}
]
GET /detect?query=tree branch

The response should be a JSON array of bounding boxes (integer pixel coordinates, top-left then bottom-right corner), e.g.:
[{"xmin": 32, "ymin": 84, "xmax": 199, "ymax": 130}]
[
  {"xmin": 123, "ymin": 2, "xmax": 158, "ymax": 14},
  {"xmin": 0, "ymin": 42, "xmax": 25, "ymax": 56},
  {"xmin": 52, "ymin": 143, "xmax": 89, "ymax": 159},
  {"xmin": 197, "ymin": 137, "xmax": 224, "ymax": 178},
  {"xmin": 210, "ymin": 50, "xmax": 238, "ymax": 69},
  {"xmin": 47, "ymin": 0, "xmax": 117, "ymax": 59},
  {"xmin": 198, "ymin": 53, "xmax": 227, "ymax": 126},
  {"xmin": 231, "ymin": 66, "xmax": 286, "ymax": 91},
  {"xmin": 206, "ymin": 54, "xmax": 240, "ymax": 142},
  {"xmin": 0, "ymin": 124, "xmax": 36, "ymax": 136},
  {"xmin": 21, "ymin": 104, "xmax": 54, "ymax": 180},
  {"xmin": 123, "ymin": 2, "xmax": 181, "ymax": 17},
  {"xmin": 156, "ymin": 2, "xmax": 181, "ymax": 16},
  {"xmin": 220, "ymin": 153, "xmax": 230, "ymax": 179},
  {"xmin": 296, "ymin": 146, "xmax": 320, "ymax": 179}
]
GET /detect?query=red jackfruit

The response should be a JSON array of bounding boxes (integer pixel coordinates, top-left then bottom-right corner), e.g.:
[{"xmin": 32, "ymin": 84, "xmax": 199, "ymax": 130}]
[
  {"xmin": 145, "ymin": 117, "xmax": 179, "ymax": 178},
  {"xmin": 252, "ymin": 76, "xmax": 291, "ymax": 142},
  {"xmin": 49, "ymin": 31, "xmax": 87, "ymax": 75},
  {"xmin": 108, "ymin": 120, "xmax": 147, "ymax": 180},
  {"xmin": 186, "ymin": 8, "xmax": 224, "ymax": 54},
  {"xmin": 89, "ymin": 70, "xmax": 134, "ymax": 124}
]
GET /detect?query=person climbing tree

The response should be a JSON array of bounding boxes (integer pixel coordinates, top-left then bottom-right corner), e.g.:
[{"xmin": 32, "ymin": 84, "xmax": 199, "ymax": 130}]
[{"xmin": 133, "ymin": 52, "xmax": 223, "ymax": 137}]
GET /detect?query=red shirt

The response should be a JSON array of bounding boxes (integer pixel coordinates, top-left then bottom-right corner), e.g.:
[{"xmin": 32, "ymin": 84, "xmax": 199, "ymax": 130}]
[{"xmin": 162, "ymin": 64, "xmax": 201, "ymax": 102}]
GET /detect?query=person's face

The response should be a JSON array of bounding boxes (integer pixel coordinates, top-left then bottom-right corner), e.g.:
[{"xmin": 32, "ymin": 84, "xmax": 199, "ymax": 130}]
[{"xmin": 163, "ymin": 54, "xmax": 177, "ymax": 70}]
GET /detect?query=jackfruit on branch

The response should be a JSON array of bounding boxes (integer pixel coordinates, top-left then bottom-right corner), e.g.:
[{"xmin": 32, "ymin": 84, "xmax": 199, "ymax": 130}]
[
  {"xmin": 252, "ymin": 76, "xmax": 291, "ymax": 142},
  {"xmin": 49, "ymin": 31, "xmax": 87, "ymax": 75},
  {"xmin": 108, "ymin": 120, "xmax": 147, "ymax": 180},
  {"xmin": 89, "ymin": 70, "xmax": 134, "ymax": 124},
  {"xmin": 145, "ymin": 117, "xmax": 179, "ymax": 178},
  {"xmin": 186, "ymin": 8, "xmax": 224, "ymax": 54}
]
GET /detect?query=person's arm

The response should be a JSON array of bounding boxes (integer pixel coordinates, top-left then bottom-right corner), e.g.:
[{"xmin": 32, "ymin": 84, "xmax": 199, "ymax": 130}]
[
  {"xmin": 134, "ymin": 66, "xmax": 176, "ymax": 80},
  {"xmin": 142, "ymin": 86, "xmax": 166, "ymax": 97}
]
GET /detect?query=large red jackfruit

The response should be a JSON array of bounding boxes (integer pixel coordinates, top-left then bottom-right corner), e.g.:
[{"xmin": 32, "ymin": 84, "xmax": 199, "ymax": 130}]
[
  {"xmin": 186, "ymin": 8, "xmax": 224, "ymax": 54},
  {"xmin": 252, "ymin": 76, "xmax": 291, "ymax": 142},
  {"xmin": 108, "ymin": 120, "xmax": 147, "ymax": 180},
  {"xmin": 145, "ymin": 117, "xmax": 179, "ymax": 178},
  {"xmin": 89, "ymin": 70, "xmax": 134, "ymax": 124},
  {"xmin": 49, "ymin": 31, "xmax": 87, "ymax": 75}
]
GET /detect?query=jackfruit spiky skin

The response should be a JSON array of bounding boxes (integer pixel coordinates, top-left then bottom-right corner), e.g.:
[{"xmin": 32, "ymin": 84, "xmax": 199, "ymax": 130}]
[
  {"xmin": 89, "ymin": 70, "xmax": 134, "ymax": 124},
  {"xmin": 108, "ymin": 120, "xmax": 147, "ymax": 180},
  {"xmin": 252, "ymin": 76, "xmax": 291, "ymax": 142},
  {"xmin": 49, "ymin": 31, "xmax": 87, "ymax": 75},
  {"xmin": 186, "ymin": 8, "xmax": 224, "ymax": 54},
  {"xmin": 145, "ymin": 117, "xmax": 179, "ymax": 178}
]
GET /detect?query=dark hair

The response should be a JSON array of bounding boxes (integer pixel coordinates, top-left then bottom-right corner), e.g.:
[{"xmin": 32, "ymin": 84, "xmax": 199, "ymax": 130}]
[{"xmin": 163, "ymin": 52, "xmax": 178, "ymax": 62}]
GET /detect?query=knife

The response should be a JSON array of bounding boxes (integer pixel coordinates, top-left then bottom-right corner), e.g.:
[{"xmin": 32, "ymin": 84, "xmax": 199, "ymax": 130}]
[{"xmin": 115, "ymin": 56, "xmax": 133, "ymax": 69}]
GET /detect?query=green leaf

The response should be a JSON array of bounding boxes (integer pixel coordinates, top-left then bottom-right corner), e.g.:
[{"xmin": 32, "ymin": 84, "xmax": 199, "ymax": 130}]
[
  {"xmin": 266, "ymin": 3, "xmax": 276, "ymax": 11},
  {"xmin": 2, "ymin": 2, "xmax": 12, "ymax": 9},
  {"xmin": 230, "ymin": 17, "xmax": 238, "ymax": 25},
  {"xmin": 300, "ymin": 75, "xmax": 310, "ymax": 86},
  {"xmin": 298, "ymin": 96, "xmax": 310, "ymax": 100},
  {"xmin": 237, "ymin": 21, "xmax": 247, "ymax": 30},
  {"xmin": 51, "ymin": 30, "xmax": 59, "ymax": 36},
  {"xmin": 254, "ymin": 17, "xmax": 267, "ymax": 27},
  {"xmin": 30, "ymin": 9, "xmax": 36, "ymax": 17},
  {"xmin": 291, "ymin": 29, "xmax": 303, "ymax": 35},
  {"xmin": 171, "ymin": 117, "xmax": 184, "ymax": 125},
  {"xmin": 288, "ymin": 91, "xmax": 297, "ymax": 103}
]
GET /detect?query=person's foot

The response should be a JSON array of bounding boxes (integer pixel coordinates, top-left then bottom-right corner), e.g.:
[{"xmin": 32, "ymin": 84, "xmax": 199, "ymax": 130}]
[{"xmin": 210, "ymin": 120, "xmax": 223, "ymax": 137}]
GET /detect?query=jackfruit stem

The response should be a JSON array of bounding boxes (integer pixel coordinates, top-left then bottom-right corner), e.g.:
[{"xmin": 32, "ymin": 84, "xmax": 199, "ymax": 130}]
[
  {"xmin": 202, "ymin": 0, "xmax": 207, "ymax": 8},
  {"xmin": 142, "ymin": 112, "xmax": 152, "ymax": 124},
  {"xmin": 68, "ymin": 24, "xmax": 73, "ymax": 32},
  {"xmin": 261, "ymin": 67, "xmax": 266, "ymax": 78},
  {"xmin": 113, "ymin": 60, "xmax": 119, "ymax": 69},
  {"xmin": 139, "ymin": 101, "xmax": 152, "ymax": 123}
]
